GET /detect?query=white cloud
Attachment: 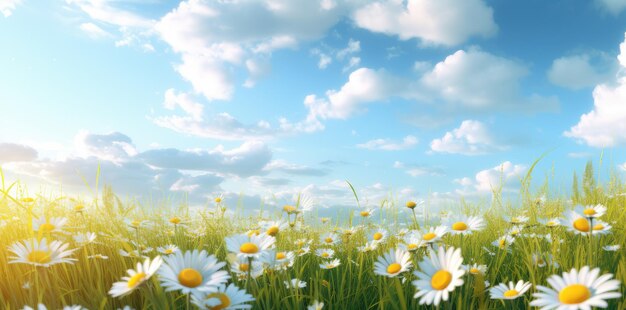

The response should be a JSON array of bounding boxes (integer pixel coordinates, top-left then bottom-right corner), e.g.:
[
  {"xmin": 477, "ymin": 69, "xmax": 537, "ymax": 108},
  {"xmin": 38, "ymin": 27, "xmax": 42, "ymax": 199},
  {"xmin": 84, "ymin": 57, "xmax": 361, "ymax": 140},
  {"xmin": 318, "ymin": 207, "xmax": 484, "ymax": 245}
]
[
  {"xmin": 244, "ymin": 59, "xmax": 271, "ymax": 88},
  {"xmin": 74, "ymin": 131, "xmax": 137, "ymax": 162},
  {"xmin": 357, "ymin": 135, "xmax": 418, "ymax": 151},
  {"xmin": 175, "ymin": 53, "xmax": 237, "ymax": 101},
  {"xmin": 456, "ymin": 161, "xmax": 527, "ymax": 195},
  {"xmin": 422, "ymin": 49, "xmax": 558, "ymax": 112},
  {"xmin": 619, "ymin": 162, "xmax": 626, "ymax": 171},
  {"xmin": 430, "ymin": 120, "xmax": 505, "ymax": 155},
  {"xmin": 565, "ymin": 34, "xmax": 626, "ymax": 147},
  {"xmin": 1, "ymin": 0, "xmax": 22, "ymax": 17},
  {"xmin": 342, "ymin": 56, "xmax": 361, "ymax": 72},
  {"xmin": 263, "ymin": 160, "xmax": 328, "ymax": 176},
  {"xmin": 548, "ymin": 54, "xmax": 617, "ymax": 90},
  {"xmin": 0, "ymin": 143, "xmax": 38, "ymax": 162},
  {"xmin": 352, "ymin": 0, "xmax": 497, "ymax": 46},
  {"xmin": 317, "ymin": 53, "xmax": 332, "ymax": 69},
  {"xmin": 596, "ymin": 0, "xmax": 626, "ymax": 15},
  {"xmin": 336, "ymin": 39, "xmax": 360, "ymax": 59},
  {"xmin": 163, "ymin": 89, "xmax": 204, "ymax": 120},
  {"xmin": 79, "ymin": 22, "xmax": 112, "ymax": 39}
]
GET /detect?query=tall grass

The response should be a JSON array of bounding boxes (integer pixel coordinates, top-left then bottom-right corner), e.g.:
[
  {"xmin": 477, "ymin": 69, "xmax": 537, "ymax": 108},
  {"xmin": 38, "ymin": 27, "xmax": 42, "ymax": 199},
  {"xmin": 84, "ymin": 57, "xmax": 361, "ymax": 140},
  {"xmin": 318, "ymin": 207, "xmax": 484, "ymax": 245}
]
[{"xmin": 0, "ymin": 161, "xmax": 624, "ymax": 309}]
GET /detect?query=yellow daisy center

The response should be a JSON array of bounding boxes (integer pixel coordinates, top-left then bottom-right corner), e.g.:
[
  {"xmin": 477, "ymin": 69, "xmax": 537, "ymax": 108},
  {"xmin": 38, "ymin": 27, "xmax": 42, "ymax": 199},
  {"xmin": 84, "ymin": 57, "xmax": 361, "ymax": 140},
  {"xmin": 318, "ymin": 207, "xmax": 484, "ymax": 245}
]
[
  {"xmin": 127, "ymin": 272, "xmax": 146, "ymax": 288},
  {"xmin": 469, "ymin": 268, "xmax": 480, "ymax": 275},
  {"xmin": 27, "ymin": 250, "xmax": 51, "ymax": 264},
  {"xmin": 511, "ymin": 217, "xmax": 520, "ymax": 223},
  {"xmin": 39, "ymin": 223, "xmax": 55, "ymax": 233},
  {"xmin": 74, "ymin": 205, "xmax": 84, "ymax": 212},
  {"xmin": 324, "ymin": 237, "xmax": 333, "ymax": 244},
  {"xmin": 583, "ymin": 208, "xmax": 596, "ymax": 216},
  {"xmin": 499, "ymin": 239, "xmax": 506, "ymax": 249},
  {"xmin": 373, "ymin": 232, "xmax": 383, "ymax": 241},
  {"xmin": 321, "ymin": 252, "xmax": 329, "ymax": 258},
  {"xmin": 360, "ymin": 211, "xmax": 370, "ymax": 217},
  {"xmin": 240, "ymin": 242, "xmax": 259, "ymax": 254},
  {"xmin": 205, "ymin": 292, "xmax": 231, "ymax": 310},
  {"xmin": 406, "ymin": 201, "xmax": 416, "ymax": 209},
  {"xmin": 423, "ymin": 232, "xmax": 437, "ymax": 241},
  {"xmin": 267, "ymin": 226, "xmax": 279, "ymax": 236},
  {"xmin": 593, "ymin": 224, "xmax": 604, "ymax": 230},
  {"xmin": 178, "ymin": 268, "xmax": 203, "ymax": 288},
  {"xmin": 276, "ymin": 252, "xmax": 286, "ymax": 260},
  {"xmin": 573, "ymin": 218, "xmax": 590, "ymax": 232},
  {"xmin": 547, "ymin": 221, "xmax": 557, "ymax": 226},
  {"xmin": 164, "ymin": 249, "xmax": 174, "ymax": 254},
  {"xmin": 503, "ymin": 289, "xmax": 519, "ymax": 298},
  {"xmin": 169, "ymin": 217, "xmax": 181, "ymax": 224},
  {"xmin": 431, "ymin": 270, "xmax": 452, "ymax": 290},
  {"xmin": 387, "ymin": 263, "xmax": 402, "ymax": 274},
  {"xmin": 407, "ymin": 243, "xmax": 418, "ymax": 251},
  {"xmin": 326, "ymin": 264, "xmax": 335, "ymax": 269},
  {"xmin": 558, "ymin": 284, "xmax": 591, "ymax": 304},
  {"xmin": 215, "ymin": 197, "xmax": 222, "ymax": 203},
  {"xmin": 283, "ymin": 205, "xmax": 296, "ymax": 213},
  {"xmin": 239, "ymin": 263, "xmax": 249, "ymax": 272},
  {"xmin": 452, "ymin": 222, "xmax": 468, "ymax": 231},
  {"xmin": 131, "ymin": 220, "xmax": 141, "ymax": 228}
]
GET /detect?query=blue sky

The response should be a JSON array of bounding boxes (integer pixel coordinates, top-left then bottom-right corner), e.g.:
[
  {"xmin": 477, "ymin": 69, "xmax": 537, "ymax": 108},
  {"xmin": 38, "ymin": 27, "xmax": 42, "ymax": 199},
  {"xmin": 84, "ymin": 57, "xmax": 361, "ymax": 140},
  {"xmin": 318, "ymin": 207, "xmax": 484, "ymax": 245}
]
[{"xmin": 2, "ymin": 0, "xmax": 626, "ymax": 211}]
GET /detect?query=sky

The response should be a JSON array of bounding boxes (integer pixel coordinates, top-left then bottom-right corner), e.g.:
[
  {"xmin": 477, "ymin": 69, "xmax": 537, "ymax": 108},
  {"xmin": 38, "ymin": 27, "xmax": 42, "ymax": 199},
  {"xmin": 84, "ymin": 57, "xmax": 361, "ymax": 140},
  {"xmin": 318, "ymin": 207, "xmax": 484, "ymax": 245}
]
[{"xmin": 1, "ymin": 0, "xmax": 626, "ymax": 213}]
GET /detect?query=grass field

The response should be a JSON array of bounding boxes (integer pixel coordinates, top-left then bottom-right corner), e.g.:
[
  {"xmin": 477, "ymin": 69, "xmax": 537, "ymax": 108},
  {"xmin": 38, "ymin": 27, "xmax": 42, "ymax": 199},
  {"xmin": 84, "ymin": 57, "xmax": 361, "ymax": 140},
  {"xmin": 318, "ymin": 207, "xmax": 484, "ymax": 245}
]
[{"xmin": 0, "ymin": 162, "xmax": 624, "ymax": 310}]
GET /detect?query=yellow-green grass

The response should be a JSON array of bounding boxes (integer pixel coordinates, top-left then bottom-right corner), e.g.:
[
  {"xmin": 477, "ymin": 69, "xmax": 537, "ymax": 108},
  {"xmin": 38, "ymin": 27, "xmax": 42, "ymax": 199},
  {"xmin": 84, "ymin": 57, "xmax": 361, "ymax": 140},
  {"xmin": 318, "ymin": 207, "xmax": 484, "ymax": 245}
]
[{"xmin": 0, "ymin": 166, "xmax": 624, "ymax": 309}]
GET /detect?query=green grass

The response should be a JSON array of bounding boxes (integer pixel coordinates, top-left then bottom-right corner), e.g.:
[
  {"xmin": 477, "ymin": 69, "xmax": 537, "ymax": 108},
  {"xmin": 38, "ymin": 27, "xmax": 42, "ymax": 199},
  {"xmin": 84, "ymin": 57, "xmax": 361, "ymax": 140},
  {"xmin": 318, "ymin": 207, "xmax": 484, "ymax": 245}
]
[{"xmin": 0, "ymin": 162, "xmax": 625, "ymax": 310}]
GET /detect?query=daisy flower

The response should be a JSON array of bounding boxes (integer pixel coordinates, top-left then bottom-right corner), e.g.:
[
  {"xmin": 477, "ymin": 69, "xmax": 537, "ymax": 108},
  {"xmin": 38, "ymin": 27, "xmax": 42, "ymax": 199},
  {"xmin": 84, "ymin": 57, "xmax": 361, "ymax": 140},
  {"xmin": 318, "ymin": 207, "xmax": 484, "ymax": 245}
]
[
  {"xmin": 73, "ymin": 232, "xmax": 97, "ymax": 246},
  {"xmin": 370, "ymin": 228, "xmax": 388, "ymax": 243},
  {"xmin": 400, "ymin": 231, "xmax": 426, "ymax": 252},
  {"xmin": 157, "ymin": 244, "xmax": 180, "ymax": 255},
  {"xmin": 168, "ymin": 216, "xmax": 187, "ymax": 226},
  {"xmin": 448, "ymin": 216, "xmax": 485, "ymax": 235},
  {"xmin": 532, "ymin": 253, "xmax": 558, "ymax": 268},
  {"xmin": 285, "ymin": 278, "xmax": 307, "ymax": 289},
  {"xmin": 320, "ymin": 233, "xmax": 340, "ymax": 246},
  {"xmin": 32, "ymin": 217, "xmax": 67, "ymax": 234},
  {"xmin": 603, "ymin": 245, "xmax": 620, "ymax": 251},
  {"xmin": 126, "ymin": 219, "xmax": 148, "ymax": 230},
  {"xmin": 158, "ymin": 250, "xmax": 230, "ymax": 296},
  {"xmin": 507, "ymin": 215, "xmax": 529, "ymax": 225},
  {"xmin": 191, "ymin": 283, "xmax": 254, "ymax": 310},
  {"xmin": 320, "ymin": 258, "xmax": 341, "ymax": 270},
  {"xmin": 260, "ymin": 249, "xmax": 295, "ymax": 271},
  {"xmin": 562, "ymin": 211, "xmax": 610, "ymax": 235},
  {"xmin": 373, "ymin": 249, "xmax": 412, "ymax": 278},
  {"xmin": 8, "ymin": 238, "xmax": 76, "ymax": 267},
  {"xmin": 225, "ymin": 234, "xmax": 276, "ymax": 259},
  {"xmin": 490, "ymin": 280, "xmax": 532, "ymax": 300},
  {"xmin": 108, "ymin": 256, "xmax": 163, "ymax": 298},
  {"xmin": 506, "ymin": 225, "xmax": 524, "ymax": 237},
  {"xmin": 575, "ymin": 204, "xmax": 606, "ymax": 219},
  {"xmin": 308, "ymin": 300, "xmax": 324, "ymax": 310},
  {"xmin": 359, "ymin": 208, "xmax": 376, "ymax": 218},
  {"xmin": 295, "ymin": 246, "xmax": 310, "ymax": 257},
  {"xmin": 412, "ymin": 246, "xmax": 465, "ymax": 306},
  {"xmin": 492, "ymin": 235, "xmax": 515, "ymax": 251},
  {"xmin": 530, "ymin": 266, "xmax": 621, "ymax": 309},
  {"xmin": 229, "ymin": 256, "xmax": 264, "ymax": 279},
  {"xmin": 294, "ymin": 238, "xmax": 312, "ymax": 248},
  {"xmin": 420, "ymin": 226, "xmax": 448, "ymax": 244},
  {"xmin": 316, "ymin": 248, "xmax": 335, "ymax": 259},
  {"xmin": 261, "ymin": 220, "xmax": 288, "ymax": 237},
  {"xmin": 540, "ymin": 218, "xmax": 561, "ymax": 228},
  {"xmin": 88, "ymin": 254, "xmax": 109, "ymax": 260},
  {"xmin": 358, "ymin": 241, "xmax": 378, "ymax": 252},
  {"xmin": 590, "ymin": 220, "xmax": 612, "ymax": 235},
  {"xmin": 465, "ymin": 263, "xmax": 487, "ymax": 276}
]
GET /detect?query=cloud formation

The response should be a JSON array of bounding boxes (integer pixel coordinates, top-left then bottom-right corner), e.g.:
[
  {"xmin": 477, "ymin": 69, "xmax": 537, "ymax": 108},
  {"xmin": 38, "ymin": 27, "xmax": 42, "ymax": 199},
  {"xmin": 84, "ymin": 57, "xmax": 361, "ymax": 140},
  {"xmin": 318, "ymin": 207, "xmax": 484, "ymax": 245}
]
[
  {"xmin": 430, "ymin": 120, "xmax": 506, "ymax": 155},
  {"xmin": 357, "ymin": 135, "xmax": 418, "ymax": 151}
]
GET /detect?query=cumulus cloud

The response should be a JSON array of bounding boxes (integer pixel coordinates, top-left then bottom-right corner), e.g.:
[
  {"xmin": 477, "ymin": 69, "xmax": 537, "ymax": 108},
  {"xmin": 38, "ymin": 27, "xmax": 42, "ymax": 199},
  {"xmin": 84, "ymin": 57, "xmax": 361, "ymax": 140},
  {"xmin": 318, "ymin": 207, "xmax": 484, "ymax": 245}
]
[
  {"xmin": 0, "ymin": 143, "xmax": 38, "ymax": 163},
  {"xmin": 263, "ymin": 160, "xmax": 328, "ymax": 176},
  {"xmin": 459, "ymin": 161, "xmax": 527, "ymax": 195},
  {"xmin": 548, "ymin": 53, "xmax": 617, "ymax": 90},
  {"xmin": 565, "ymin": 34, "xmax": 626, "ymax": 147},
  {"xmin": 1, "ymin": 0, "xmax": 22, "ymax": 17},
  {"xmin": 430, "ymin": 120, "xmax": 506, "ymax": 155},
  {"xmin": 74, "ymin": 131, "xmax": 137, "ymax": 162},
  {"xmin": 596, "ymin": 0, "xmax": 626, "ymax": 15},
  {"xmin": 357, "ymin": 135, "xmax": 418, "ymax": 151},
  {"xmin": 352, "ymin": 0, "xmax": 497, "ymax": 46}
]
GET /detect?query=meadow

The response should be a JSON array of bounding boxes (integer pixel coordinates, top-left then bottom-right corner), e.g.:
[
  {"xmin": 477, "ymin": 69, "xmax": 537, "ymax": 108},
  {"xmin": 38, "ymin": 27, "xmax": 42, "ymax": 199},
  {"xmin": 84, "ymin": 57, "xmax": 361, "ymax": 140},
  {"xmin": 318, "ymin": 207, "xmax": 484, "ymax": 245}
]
[{"xmin": 0, "ymin": 161, "xmax": 624, "ymax": 310}]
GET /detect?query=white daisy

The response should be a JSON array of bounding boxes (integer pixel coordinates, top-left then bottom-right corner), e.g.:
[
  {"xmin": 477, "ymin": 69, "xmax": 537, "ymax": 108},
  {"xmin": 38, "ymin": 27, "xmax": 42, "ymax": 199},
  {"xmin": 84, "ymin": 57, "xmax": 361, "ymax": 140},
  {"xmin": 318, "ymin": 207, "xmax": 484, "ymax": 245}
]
[
  {"xmin": 492, "ymin": 235, "xmax": 515, "ymax": 251},
  {"xmin": 370, "ymin": 228, "xmax": 388, "ymax": 243},
  {"xmin": 88, "ymin": 254, "xmax": 109, "ymax": 260},
  {"xmin": 540, "ymin": 218, "xmax": 561, "ymax": 228},
  {"xmin": 308, "ymin": 300, "xmax": 324, "ymax": 310},
  {"xmin": 191, "ymin": 283, "xmax": 255, "ymax": 310},
  {"xmin": 448, "ymin": 216, "xmax": 485, "ymax": 235},
  {"xmin": 373, "ymin": 249, "xmax": 412, "ymax": 278},
  {"xmin": 419, "ymin": 226, "xmax": 448, "ymax": 244},
  {"xmin": 506, "ymin": 225, "xmax": 524, "ymax": 237},
  {"xmin": 399, "ymin": 231, "xmax": 426, "ymax": 252},
  {"xmin": 316, "ymin": 248, "xmax": 335, "ymax": 259},
  {"xmin": 8, "ymin": 238, "xmax": 76, "ymax": 267},
  {"xmin": 532, "ymin": 253, "xmax": 558, "ymax": 268},
  {"xmin": 562, "ymin": 211, "xmax": 610, "ymax": 235},
  {"xmin": 295, "ymin": 246, "xmax": 310, "ymax": 257},
  {"xmin": 530, "ymin": 266, "xmax": 622, "ymax": 309},
  {"xmin": 465, "ymin": 263, "xmax": 487, "ymax": 276},
  {"xmin": 320, "ymin": 233, "xmax": 340, "ymax": 246},
  {"xmin": 108, "ymin": 256, "xmax": 163, "ymax": 298},
  {"xmin": 32, "ymin": 217, "xmax": 67, "ymax": 234},
  {"xmin": 158, "ymin": 250, "xmax": 230, "ymax": 296},
  {"xmin": 294, "ymin": 238, "xmax": 312, "ymax": 248},
  {"xmin": 260, "ymin": 249, "xmax": 295, "ymax": 271},
  {"xmin": 320, "ymin": 258, "xmax": 341, "ymax": 270},
  {"xmin": 73, "ymin": 232, "xmax": 97, "ymax": 246},
  {"xmin": 261, "ymin": 220, "xmax": 288, "ymax": 237},
  {"xmin": 225, "ymin": 234, "xmax": 276, "ymax": 259},
  {"xmin": 229, "ymin": 256, "xmax": 264, "ymax": 279},
  {"xmin": 507, "ymin": 215, "xmax": 529, "ymax": 225},
  {"xmin": 412, "ymin": 246, "xmax": 465, "ymax": 306},
  {"xmin": 490, "ymin": 280, "xmax": 532, "ymax": 299},
  {"xmin": 358, "ymin": 241, "xmax": 379, "ymax": 252},
  {"xmin": 603, "ymin": 245, "xmax": 620, "ymax": 251},
  {"xmin": 285, "ymin": 278, "xmax": 307, "ymax": 289},
  {"xmin": 575, "ymin": 204, "xmax": 606, "ymax": 219},
  {"xmin": 359, "ymin": 208, "xmax": 376, "ymax": 218},
  {"xmin": 157, "ymin": 244, "xmax": 180, "ymax": 255}
]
